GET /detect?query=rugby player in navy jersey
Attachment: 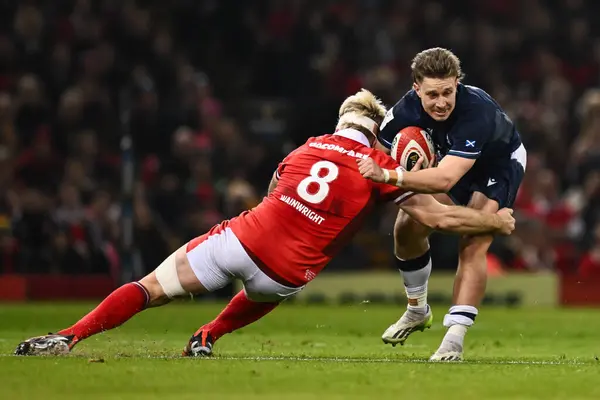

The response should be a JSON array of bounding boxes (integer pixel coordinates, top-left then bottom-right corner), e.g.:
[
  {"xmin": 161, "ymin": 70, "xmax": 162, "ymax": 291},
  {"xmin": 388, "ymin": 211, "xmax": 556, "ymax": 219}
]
[{"xmin": 359, "ymin": 48, "xmax": 527, "ymax": 361}]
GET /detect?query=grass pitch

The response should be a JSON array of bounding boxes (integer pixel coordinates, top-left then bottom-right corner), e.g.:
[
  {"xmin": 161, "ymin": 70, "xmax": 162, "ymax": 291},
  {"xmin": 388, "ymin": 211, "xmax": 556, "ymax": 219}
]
[{"xmin": 2, "ymin": 302, "xmax": 600, "ymax": 399}]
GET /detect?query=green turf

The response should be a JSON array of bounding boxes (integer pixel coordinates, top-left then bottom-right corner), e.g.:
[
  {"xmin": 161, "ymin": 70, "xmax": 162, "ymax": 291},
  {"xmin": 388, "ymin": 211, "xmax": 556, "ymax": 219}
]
[{"xmin": 2, "ymin": 302, "xmax": 600, "ymax": 399}]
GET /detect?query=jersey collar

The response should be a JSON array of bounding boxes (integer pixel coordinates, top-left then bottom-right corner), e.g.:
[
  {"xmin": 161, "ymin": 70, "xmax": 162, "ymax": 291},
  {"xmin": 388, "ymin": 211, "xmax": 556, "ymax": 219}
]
[{"xmin": 333, "ymin": 128, "xmax": 371, "ymax": 148}]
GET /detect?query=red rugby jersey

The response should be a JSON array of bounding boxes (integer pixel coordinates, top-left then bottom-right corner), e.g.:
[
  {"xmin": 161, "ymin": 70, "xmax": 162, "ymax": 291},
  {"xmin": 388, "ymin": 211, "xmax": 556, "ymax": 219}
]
[{"xmin": 229, "ymin": 129, "xmax": 413, "ymax": 286}]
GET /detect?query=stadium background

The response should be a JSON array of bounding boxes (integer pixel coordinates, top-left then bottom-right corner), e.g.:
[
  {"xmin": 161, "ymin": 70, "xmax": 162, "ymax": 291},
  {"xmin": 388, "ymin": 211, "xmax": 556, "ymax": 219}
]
[{"xmin": 0, "ymin": 0, "xmax": 599, "ymax": 305}]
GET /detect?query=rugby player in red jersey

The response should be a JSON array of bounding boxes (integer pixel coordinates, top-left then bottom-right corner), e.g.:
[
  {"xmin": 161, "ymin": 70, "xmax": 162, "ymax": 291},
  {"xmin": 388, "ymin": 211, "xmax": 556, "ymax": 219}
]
[{"xmin": 15, "ymin": 89, "xmax": 515, "ymax": 357}]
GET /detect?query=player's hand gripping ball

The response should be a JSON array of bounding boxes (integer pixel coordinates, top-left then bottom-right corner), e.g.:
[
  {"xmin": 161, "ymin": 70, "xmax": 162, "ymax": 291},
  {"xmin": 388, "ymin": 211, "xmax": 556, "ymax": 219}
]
[{"xmin": 390, "ymin": 126, "xmax": 436, "ymax": 170}]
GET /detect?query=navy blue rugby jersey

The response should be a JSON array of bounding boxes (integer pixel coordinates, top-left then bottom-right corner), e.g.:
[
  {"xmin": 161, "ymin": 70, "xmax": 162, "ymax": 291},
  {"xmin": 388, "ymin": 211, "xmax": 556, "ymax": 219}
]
[{"xmin": 379, "ymin": 83, "xmax": 522, "ymax": 167}]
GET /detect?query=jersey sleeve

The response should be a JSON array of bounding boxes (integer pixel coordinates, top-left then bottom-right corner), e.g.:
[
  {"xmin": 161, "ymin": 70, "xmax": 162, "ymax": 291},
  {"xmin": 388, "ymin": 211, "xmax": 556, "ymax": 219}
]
[
  {"xmin": 369, "ymin": 150, "xmax": 415, "ymax": 204},
  {"xmin": 446, "ymin": 110, "xmax": 492, "ymax": 159}
]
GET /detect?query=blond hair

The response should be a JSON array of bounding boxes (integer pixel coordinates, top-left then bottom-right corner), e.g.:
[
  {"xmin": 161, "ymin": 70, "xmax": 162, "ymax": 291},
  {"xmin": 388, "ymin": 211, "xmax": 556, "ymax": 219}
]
[
  {"xmin": 337, "ymin": 89, "xmax": 387, "ymax": 136},
  {"xmin": 411, "ymin": 47, "xmax": 464, "ymax": 83}
]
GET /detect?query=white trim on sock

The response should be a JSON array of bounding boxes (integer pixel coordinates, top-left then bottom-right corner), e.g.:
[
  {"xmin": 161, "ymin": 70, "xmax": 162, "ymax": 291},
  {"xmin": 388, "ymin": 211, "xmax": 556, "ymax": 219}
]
[
  {"xmin": 443, "ymin": 305, "xmax": 478, "ymax": 328},
  {"xmin": 448, "ymin": 305, "xmax": 478, "ymax": 316}
]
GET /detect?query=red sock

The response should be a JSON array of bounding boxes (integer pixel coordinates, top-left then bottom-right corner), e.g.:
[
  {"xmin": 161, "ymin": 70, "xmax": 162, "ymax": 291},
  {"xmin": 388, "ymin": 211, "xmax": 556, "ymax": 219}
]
[
  {"xmin": 58, "ymin": 282, "xmax": 149, "ymax": 341},
  {"xmin": 201, "ymin": 291, "xmax": 279, "ymax": 340}
]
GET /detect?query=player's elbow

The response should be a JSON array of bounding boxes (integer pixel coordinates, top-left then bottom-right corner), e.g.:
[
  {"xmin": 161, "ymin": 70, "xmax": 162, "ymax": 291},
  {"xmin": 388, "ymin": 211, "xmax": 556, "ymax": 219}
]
[
  {"xmin": 420, "ymin": 168, "xmax": 455, "ymax": 193},
  {"xmin": 412, "ymin": 211, "xmax": 448, "ymax": 231},
  {"xmin": 432, "ymin": 216, "xmax": 458, "ymax": 232},
  {"xmin": 436, "ymin": 175, "xmax": 455, "ymax": 193},
  {"xmin": 426, "ymin": 206, "xmax": 459, "ymax": 232}
]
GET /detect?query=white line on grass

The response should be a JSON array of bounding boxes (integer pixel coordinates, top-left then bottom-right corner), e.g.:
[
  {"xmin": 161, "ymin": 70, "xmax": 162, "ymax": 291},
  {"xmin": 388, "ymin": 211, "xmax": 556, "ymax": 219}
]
[
  {"xmin": 205, "ymin": 356, "xmax": 590, "ymax": 366},
  {"xmin": 0, "ymin": 353, "xmax": 592, "ymax": 365}
]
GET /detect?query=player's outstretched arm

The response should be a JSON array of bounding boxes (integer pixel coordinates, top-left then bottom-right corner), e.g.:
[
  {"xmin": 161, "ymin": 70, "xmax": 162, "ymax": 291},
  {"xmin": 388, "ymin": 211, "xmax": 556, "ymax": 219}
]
[
  {"xmin": 358, "ymin": 155, "xmax": 474, "ymax": 194},
  {"xmin": 399, "ymin": 194, "xmax": 515, "ymax": 235}
]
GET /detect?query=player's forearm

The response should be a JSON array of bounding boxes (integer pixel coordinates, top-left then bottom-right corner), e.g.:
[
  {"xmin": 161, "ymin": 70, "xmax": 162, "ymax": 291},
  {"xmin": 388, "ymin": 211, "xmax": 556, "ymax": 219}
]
[
  {"xmin": 435, "ymin": 206, "xmax": 502, "ymax": 235},
  {"xmin": 386, "ymin": 168, "xmax": 452, "ymax": 193}
]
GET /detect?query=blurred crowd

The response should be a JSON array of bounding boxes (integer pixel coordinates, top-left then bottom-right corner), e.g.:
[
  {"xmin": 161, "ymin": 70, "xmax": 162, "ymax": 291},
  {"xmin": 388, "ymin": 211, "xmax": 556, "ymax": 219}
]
[{"xmin": 1, "ymin": 0, "xmax": 600, "ymax": 279}]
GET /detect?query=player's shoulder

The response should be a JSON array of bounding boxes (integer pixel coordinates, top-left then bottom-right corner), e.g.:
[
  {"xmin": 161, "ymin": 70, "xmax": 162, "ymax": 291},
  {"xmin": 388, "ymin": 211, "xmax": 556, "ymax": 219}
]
[
  {"xmin": 458, "ymin": 84, "xmax": 503, "ymax": 114},
  {"xmin": 299, "ymin": 134, "xmax": 341, "ymax": 152},
  {"xmin": 293, "ymin": 133, "xmax": 372, "ymax": 163},
  {"xmin": 388, "ymin": 89, "xmax": 421, "ymax": 120},
  {"xmin": 310, "ymin": 134, "xmax": 334, "ymax": 142},
  {"xmin": 447, "ymin": 84, "xmax": 503, "ymax": 132},
  {"xmin": 290, "ymin": 135, "xmax": 331, "ymax": 153},
  {"xmin": 303, "ymin": 134, "xmax": 335, "ymax": 146}
]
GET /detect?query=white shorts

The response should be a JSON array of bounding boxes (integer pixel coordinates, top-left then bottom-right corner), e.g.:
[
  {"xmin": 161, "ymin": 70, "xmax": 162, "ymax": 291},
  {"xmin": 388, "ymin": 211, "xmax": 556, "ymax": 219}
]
[{"xmin": 185, "ymin": 226, "xmax": 304, "ymax": 302}]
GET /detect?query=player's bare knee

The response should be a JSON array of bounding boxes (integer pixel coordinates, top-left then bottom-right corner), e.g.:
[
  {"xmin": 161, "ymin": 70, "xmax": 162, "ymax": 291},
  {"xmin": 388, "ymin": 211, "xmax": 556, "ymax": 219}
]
[
  {"xmin": 394, "ymin": 240, "xmax": 430, "ymax": 260},
  {"xmin": 138, "ymin": 274, "xmax": 170, "ymax": 307},
  {"xmin": 459, "ymin": 234, "xmax": 493, "ymax": 259},
  {"xmin": 456, "ymin": 193, "xmax": 499, "ymax": 262},
  {"xmin": 393, "ymin": 209, "xmax": 431, "ymax": 259},
  {"xmin": 457, "ymin": 236, "xmax": 493, "ymax": 278}
]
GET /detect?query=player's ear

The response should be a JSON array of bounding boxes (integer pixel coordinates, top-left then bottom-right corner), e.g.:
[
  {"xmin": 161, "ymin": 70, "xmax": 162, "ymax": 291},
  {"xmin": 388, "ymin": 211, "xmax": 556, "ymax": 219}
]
[{"xmin": 413, "ymin": 82, "xmax": 420, "ymax": 96}]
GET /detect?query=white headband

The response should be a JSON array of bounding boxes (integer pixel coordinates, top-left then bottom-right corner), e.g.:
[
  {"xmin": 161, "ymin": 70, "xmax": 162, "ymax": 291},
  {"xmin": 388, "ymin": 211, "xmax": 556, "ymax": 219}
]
[{"xmin": 336, "ymin": 112, "xmax": 379, "ymax": 136}]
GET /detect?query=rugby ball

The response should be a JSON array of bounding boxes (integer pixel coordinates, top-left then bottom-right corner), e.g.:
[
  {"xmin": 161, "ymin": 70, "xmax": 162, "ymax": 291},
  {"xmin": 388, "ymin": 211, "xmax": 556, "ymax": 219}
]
[{"xmin": 390, "ymin": 126, "xmax": 436, "ymax": 170}]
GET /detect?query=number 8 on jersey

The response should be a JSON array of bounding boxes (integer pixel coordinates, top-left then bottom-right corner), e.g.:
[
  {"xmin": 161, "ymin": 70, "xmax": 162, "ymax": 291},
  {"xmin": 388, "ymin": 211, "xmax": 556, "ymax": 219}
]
[{"xmin": 296, "ymin": 161, "xmax": 339, "ymax": 204}]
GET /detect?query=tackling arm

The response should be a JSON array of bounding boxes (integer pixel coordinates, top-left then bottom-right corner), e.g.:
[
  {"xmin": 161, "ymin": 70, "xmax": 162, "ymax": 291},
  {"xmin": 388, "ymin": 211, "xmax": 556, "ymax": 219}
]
[{"xmin": 399, "ymin": 194, "xmax": 513, "ymax": 235}]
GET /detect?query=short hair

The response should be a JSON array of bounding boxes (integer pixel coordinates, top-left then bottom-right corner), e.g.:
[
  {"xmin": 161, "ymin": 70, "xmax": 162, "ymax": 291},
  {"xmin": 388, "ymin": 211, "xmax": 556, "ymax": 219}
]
[
  {"xmin": 411, "ymin": 47, "xmax": 464, "ymax": 83},
  {"xmin": 338, "ymin": 89, "xmax": 387, "ymax": 135}
]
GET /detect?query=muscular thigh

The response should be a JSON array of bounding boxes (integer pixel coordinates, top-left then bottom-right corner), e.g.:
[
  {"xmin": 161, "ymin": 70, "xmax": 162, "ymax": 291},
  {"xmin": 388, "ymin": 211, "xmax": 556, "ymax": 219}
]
[
  {"xmin": 466, "ymin": 191, "xmax": 499, "ymax": 213},
  {"xmin": 459, "ymin": 192, "xmax": 499, "ymax": 254}
]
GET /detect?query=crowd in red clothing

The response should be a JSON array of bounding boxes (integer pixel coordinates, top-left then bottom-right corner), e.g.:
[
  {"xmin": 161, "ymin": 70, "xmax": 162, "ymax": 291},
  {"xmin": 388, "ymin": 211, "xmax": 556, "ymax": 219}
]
[{"xmin": 1, "ymin": 1, "xmax": 599, "ymax": 278}]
